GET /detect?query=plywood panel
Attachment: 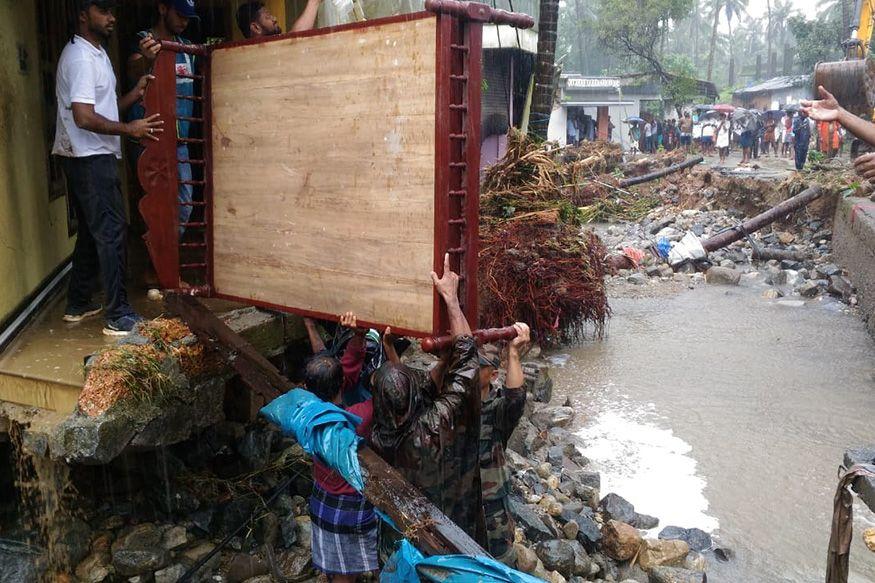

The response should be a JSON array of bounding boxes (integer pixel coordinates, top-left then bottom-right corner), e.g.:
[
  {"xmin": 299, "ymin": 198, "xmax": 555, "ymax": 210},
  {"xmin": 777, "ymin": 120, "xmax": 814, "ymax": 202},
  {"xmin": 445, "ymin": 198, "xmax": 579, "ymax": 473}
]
[{"xmin": 211, "ymin": 16, "xmax": 438, "ymax": 334}]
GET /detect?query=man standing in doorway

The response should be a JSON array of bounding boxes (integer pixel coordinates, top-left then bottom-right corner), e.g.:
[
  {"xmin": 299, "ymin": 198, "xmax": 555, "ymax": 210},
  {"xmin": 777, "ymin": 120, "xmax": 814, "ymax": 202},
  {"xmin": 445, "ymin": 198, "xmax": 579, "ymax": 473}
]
[
  {"xmin": 236, "ymin": 0, "xmax": 322, "ymax": 38},
  {"xmin": 128, "ymin": 0, "xmax": 199, "ymax": 237},
  {"xmin": 53, "ymin": 0, "xmax": 164, "ymax": 335}
]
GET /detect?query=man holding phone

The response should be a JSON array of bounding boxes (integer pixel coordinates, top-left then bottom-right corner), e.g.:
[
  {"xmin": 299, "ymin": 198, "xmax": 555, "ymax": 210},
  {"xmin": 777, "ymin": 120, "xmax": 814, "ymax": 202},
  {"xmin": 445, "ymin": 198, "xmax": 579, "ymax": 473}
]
[{"xmin": 128, "ymin": 0, "xmax": 199, "ymax": 237}]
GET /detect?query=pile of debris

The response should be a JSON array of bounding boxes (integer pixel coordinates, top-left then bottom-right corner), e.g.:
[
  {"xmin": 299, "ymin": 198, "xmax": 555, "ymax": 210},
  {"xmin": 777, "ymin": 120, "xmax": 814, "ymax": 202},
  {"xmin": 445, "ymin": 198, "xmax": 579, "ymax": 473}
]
[
  {"xmin": 478, "ymin": 132, "xmax": 698, "ymax": 345},
  {"xmin": 480, "ymin": 210, "xmax": 609, "ymax": 346},
  {"xmin": 600, "ymin": 177, "xmax": 860, "ymax": 305}
]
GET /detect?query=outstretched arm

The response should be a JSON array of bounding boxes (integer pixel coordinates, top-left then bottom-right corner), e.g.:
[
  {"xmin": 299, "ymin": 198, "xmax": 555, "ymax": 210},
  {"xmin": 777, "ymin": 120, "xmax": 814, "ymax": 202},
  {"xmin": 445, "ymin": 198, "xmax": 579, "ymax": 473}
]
[
  {"xmin": 303, "ymin": 317, "xmax": 326, "ymax": 354},
  {"xmin": 291, "ymin": 0, "xmax": 322, "ymax": 32},
  {"xmin": 802, "ymin": 85, "xmax": 875, "ymax": 146}
]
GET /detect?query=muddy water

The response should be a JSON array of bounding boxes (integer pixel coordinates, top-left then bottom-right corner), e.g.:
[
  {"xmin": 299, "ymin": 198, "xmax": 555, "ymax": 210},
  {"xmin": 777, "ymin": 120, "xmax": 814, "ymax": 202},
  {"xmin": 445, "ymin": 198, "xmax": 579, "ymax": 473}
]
[{"xmin": 551, "ymin": 284, "xmax": 875, "ymax": 582}]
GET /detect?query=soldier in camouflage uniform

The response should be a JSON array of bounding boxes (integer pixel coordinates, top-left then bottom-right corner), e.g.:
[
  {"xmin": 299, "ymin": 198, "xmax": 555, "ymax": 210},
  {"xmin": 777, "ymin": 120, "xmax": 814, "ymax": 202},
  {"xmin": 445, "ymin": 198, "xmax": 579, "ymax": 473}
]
[
  {"xmin": 371, "ymin": 255, "xmax": 486, "ymax": 544},
  {"xmin": 478, "ymin": 323, "xmax": 531, "ymax": 565}
]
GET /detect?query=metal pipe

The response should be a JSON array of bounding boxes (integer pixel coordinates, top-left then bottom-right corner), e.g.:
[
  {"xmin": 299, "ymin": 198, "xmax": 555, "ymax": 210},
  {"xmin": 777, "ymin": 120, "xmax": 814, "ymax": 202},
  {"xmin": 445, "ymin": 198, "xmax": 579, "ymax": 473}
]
[
  {"xmin": 701, "ymin": 185, "xmax": 823, "ymax": 252},
  {"xmin": 619, "ymin": 157, "xmax": 704, "ymax": 188}
]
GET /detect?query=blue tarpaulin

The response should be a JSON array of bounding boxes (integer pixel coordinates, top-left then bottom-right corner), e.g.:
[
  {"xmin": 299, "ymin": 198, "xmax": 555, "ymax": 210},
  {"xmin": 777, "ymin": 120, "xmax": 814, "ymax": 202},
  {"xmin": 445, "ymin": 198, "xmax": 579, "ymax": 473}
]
[
  {"xmin": 382, "ymin": 540, "xmax": 544, "ymax": 583},
  {"xmin": 260, "ymin": 388, "xmax": 365, "ymax": 492}
]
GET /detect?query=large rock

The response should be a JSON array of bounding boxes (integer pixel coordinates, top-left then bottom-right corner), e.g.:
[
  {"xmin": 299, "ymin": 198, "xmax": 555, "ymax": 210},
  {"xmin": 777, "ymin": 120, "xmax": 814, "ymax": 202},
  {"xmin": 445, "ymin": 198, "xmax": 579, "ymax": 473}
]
[
  {"xmin": 508, "ymin": 417, "xmax": 546, "ymax": 457},
  {"xmin": 648, "ymin": 566, "xmax": 707, "ymax": 583},
  {"xmin": 238, "ymin": 426, "xmax": 278, "ymax": 470},
  {"xmin": 633, "ymin": 513, "xmax": 659, "ymax": 530},
  {"xmin": 705, "ymin": 266, "xmax": 740, "ymax": 286},
  {"xmin": 112, "ymin": 549, "xmax": 171, "ymax": 577},
  {"xmin": 224, "ymin": 552, "xmax": 269, "ymax": 582},
  {"xmin": 508, "ymin": 496, "xmax": 556, "ymax": 542},
  {"xmin": 535, "ymin": 540, "xmax": 576, "ymax": 577},
  {"xmin": 275, "ymin": 547, "xmax": 312, "ymax": 579},
  {"xmin": 154, "ymin": 564, "xmax": 187, "ymax": 583},
  {"xmin": 523, "ymin": 362, "xmax": 554, "ymax": 403},
  {"xmin": 75, "ymin": 552, "xmax": 112, "ymax": 583},
  {"xmin": 111, "ymin": 523, "xmax": 170, "ymax": 576},
  {"xmin": 599, "ymin": 493, "xmax": 636, "ymax": 524},
  {"xmin": 574, "ymin": 514, "xmax": 603, "ymax": 549},
  {"xmin": 532, "ymin": 406, "xmax": 575, "ymax": 430},
  {"xmin": 566, "ymin": 540, "xmax": 591, "ymax": 576},
  {"xmin": 514, "ymin": 544, "xmax": 539, "ymax": 574},
  {"xmin": 637, "ymin": 538, "xmax": 690, "ymax": 571},
  {"xmin": 0, "ymin": 541, "xmax": 46, "ymax": 583},
  {"xmin": 658, "ymin": 526, "xmax": 712, "ymax": 552},
  {"xmin": 601, "ymin": 520, "xmax": 642, "ymax": 561}
]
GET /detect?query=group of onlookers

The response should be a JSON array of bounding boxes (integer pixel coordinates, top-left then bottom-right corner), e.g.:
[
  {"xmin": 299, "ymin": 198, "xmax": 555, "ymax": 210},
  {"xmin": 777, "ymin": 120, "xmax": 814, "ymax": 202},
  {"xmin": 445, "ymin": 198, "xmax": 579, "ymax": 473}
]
[{"xmin": 627, "ymin": 107, "xmax": 843, "ymax": 172}]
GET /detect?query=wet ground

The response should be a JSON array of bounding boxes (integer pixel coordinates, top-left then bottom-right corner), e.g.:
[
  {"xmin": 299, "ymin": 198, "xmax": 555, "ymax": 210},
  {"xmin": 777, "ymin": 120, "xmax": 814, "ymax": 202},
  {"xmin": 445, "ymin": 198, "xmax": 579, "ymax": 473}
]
[{"xmin": 550, "ymin": 281, "xmax": 875, "ymax": 582}]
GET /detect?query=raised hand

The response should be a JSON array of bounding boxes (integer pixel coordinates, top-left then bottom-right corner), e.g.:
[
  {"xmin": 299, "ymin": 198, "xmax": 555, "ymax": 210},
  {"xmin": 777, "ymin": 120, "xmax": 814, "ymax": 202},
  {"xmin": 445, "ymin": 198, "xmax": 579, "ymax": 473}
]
[
  {"xmin": 801, "ymin": 86, "xmax": 841, "ymax": 122},
  {"xmin": 509, "ymin": 322, "xmax": 531, "ymax": 352},
  {"xmin": 139, "ymin": 34, "xmax": 161, "ymax": 61},
  {"xmin": 430, "ymin": 253, "xmax": 460, "ymax": 304}
]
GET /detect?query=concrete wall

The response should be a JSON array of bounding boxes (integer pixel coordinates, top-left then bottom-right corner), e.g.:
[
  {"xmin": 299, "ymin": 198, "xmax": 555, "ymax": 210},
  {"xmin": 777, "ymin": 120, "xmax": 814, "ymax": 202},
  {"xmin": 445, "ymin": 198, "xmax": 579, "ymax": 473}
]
[
  {"xmin": 832, "ymin": 197, "xmax": 875, "ymax": 338},
  {"xmin": 0, "ymin": 2, "xmax": 75, "ymax": 324}
]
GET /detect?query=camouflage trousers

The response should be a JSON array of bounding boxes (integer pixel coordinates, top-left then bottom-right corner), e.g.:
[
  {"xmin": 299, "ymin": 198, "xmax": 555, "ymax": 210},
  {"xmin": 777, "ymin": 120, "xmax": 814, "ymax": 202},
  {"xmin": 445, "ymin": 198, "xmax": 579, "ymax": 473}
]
[{"xmin": 484, "ymin": 496, "xmax": 516, "ymax": 567}]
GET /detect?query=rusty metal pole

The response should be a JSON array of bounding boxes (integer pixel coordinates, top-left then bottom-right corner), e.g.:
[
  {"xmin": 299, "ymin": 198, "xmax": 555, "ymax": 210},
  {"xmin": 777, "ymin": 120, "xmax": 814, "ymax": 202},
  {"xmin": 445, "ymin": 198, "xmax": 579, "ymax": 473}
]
[
  {"xmin": 619, "ymin": 156, "xmax": 704, "ymax": 188},
  {"xmin": 701, "ymin": 185, "xmax": 823, "ymax": 252}
]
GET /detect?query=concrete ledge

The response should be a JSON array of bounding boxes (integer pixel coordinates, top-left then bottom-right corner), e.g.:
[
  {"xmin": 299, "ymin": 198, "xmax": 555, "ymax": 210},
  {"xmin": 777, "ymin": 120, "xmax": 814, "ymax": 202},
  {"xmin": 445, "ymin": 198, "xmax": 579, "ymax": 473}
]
[
  {"xmin": 844, "ymin": 448, "xmax": 875, "ymax": 513},
  {"xmin": 832, "ymin": 197, "xmax": 875, "ymax": 338}
]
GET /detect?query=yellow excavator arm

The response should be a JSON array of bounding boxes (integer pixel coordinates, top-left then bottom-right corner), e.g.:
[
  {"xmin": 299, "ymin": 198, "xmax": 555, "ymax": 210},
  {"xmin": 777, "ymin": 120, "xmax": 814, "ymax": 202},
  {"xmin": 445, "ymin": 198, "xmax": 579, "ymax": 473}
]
[{"xmin": 846, "ymin": 0, "xmax": 875, "ymax": 59}]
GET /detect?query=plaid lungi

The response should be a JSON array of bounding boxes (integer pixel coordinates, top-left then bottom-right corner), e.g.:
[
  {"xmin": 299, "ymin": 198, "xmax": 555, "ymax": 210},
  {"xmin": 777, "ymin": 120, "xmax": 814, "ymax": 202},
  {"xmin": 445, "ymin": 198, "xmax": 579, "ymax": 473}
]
[{"xmin": 309, "ymin": 485, "xmax": 379, "ymax": 575}]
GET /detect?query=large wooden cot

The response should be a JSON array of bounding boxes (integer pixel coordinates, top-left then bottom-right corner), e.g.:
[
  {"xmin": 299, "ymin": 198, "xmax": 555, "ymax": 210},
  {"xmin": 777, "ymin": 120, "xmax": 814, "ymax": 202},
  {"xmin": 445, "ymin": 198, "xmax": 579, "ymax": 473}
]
[{"xmin": 137, "ymin": 0, "xmax": 533, "ymax": 338}]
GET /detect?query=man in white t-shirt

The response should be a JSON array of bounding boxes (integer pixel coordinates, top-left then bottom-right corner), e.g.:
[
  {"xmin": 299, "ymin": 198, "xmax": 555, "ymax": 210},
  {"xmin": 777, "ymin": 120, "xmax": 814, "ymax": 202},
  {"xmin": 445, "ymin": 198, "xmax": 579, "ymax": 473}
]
[
  {"xmin": 643, "ymin": 121, "xmax": 653, "ymax": 153},
  {"xmin": 53, "ymin": 0, "xmax": 163, "ymax": 335}
]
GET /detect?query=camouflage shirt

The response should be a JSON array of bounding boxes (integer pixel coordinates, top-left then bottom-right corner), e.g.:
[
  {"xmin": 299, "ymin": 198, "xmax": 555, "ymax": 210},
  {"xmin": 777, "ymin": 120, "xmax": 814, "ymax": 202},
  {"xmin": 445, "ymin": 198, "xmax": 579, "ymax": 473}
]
[
  {"xmin": 480, "ymin": 385, "xmax": 526, "ymax": 503},
  {"xmin": 373, "ymin": 335, "xmax": 485, "ymax": 542}
]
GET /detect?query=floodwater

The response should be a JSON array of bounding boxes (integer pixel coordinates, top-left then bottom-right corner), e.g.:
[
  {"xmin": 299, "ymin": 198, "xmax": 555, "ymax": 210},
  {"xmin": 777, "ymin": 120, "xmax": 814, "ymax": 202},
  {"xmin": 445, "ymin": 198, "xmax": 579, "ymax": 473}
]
[{"xmin": 551, "ymin": 283, "xmax": 875, "ymax": 582}]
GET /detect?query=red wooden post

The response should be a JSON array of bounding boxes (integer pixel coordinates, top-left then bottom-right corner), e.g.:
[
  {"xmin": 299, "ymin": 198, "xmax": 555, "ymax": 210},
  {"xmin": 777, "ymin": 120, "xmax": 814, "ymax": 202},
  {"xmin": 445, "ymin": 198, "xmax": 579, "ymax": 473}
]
[{"xmin": 138, "ymin": 49, "xmax": 181, "ymax": 290}]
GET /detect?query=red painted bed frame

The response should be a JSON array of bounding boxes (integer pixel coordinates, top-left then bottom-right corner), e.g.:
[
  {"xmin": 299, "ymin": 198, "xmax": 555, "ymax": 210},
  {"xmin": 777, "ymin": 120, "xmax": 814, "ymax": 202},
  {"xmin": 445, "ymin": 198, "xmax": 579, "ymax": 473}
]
[{"xmin": 137, "ymin": 0, "xmax": 533, "ymax": 338}]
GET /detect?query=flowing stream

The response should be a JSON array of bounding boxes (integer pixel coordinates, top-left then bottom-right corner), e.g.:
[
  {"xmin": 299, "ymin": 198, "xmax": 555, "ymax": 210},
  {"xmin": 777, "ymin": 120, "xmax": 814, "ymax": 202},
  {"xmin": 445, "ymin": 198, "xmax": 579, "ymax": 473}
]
[{"xmin": 551, "ymin": 284, "xmax": 875, "ymax": 582}]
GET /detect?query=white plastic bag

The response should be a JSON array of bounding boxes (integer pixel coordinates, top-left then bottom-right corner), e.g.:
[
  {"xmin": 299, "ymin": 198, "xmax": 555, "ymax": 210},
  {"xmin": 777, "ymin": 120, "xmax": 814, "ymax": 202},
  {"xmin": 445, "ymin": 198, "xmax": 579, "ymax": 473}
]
[{"xmin": 668, "ymin": 232, "xmax": 706, "ymax": 266}]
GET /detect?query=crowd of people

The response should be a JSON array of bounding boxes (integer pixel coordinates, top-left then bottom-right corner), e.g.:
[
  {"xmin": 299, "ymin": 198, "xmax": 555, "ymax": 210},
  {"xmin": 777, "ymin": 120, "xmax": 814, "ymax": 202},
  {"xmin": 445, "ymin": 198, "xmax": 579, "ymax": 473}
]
[
  {"xmin": 627, "ymin": 107, "xmax": 847, "ymax": 172},
  {"xmin": 53, "ymin": 1, "xmax": 539, "ymax": 580}
]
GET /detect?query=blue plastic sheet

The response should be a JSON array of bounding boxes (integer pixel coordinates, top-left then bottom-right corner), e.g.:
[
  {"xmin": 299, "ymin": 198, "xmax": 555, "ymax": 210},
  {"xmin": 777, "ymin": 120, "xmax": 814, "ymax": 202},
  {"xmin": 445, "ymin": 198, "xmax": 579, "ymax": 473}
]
[
  {"xmin": 381, "ymin": 540, "xmax": 544, "ymax": 583},
  {"xmin": 260, "ymin": 388, "xmax": 365, "ymax": 492}
]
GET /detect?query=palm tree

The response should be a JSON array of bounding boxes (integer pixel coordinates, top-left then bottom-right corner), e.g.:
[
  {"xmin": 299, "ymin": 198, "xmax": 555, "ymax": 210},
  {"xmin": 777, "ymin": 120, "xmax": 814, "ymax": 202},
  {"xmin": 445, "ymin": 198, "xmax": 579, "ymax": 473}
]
[
  {"xmin": 706, "ymin": 0, "xmax": 748, "ymax": 82},
  {"xmin": 530, "ymin": 0, "xmax": 560, "ymax": 139},
  {"xmin": 766, "ymin": 0, "xmax": 773, "ymax": 76},
  {"xmin": 769, "ymin": 0, "xmax": 798, "ymax": 68}
]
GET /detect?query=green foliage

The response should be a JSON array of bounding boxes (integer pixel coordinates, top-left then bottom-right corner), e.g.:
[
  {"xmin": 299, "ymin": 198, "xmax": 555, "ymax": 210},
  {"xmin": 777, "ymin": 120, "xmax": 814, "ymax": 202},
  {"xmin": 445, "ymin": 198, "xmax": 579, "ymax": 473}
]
[
  {"xmin": 594, "ymin": 0, "xmax": 695, "ymax": 80},
  {"xmin": 662, "ymin": 54, "xmax": 700, "ymax": 106},
  {"xmin": 788, "ymin": 14, "xmax": 842, "ymax": 72}
]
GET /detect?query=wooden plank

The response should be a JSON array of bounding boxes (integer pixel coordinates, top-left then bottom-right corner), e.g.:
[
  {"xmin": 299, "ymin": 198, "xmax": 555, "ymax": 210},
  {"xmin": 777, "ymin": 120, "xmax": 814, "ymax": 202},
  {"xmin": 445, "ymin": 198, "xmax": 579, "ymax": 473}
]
[
  {"xmin": 210, "ymin": 17, "xmax": 438, "ymax": 335},
  {"xmin": 164, "ymin": 293, "xmax": 487, "ymax": 557}
]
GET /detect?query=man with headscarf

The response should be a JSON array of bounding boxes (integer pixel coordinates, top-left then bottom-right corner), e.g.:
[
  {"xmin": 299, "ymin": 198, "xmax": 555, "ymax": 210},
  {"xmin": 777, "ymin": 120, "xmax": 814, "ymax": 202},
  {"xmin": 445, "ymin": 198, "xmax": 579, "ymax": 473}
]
[{"xmin": 371, "ymin": 254, "xmax": 485, "ymax": 543}]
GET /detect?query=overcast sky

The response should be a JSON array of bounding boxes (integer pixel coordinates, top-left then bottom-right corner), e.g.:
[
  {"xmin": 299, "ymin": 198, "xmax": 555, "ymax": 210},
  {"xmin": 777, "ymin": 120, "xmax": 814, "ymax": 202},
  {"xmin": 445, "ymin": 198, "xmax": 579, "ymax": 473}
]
[{"xmin": 745, "ymin": 0, "xmax": 821, "ymax": 20}]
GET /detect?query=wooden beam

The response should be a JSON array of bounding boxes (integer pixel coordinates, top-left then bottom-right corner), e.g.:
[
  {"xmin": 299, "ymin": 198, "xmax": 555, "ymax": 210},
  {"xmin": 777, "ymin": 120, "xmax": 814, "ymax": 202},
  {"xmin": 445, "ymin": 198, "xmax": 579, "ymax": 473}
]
[{"xmin": 164, "ymin": 293, "xmax": 487, "ymax": 557}]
